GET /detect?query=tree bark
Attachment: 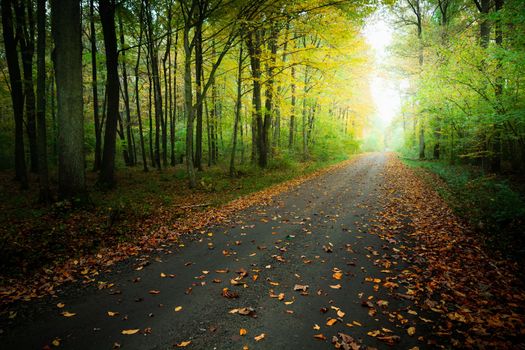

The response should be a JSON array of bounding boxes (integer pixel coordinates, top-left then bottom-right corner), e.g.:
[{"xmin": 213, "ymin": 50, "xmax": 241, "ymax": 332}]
[
  {"xmin": 90, "ymin": 0, "xmax": 102, "ymax": 171},
  {"xmin": 99, "ymin": 0, "xmax": 120, "ymax": 187},
  {"xmin": 230, "ymin": 40, "xmax": 243, "ymax": 177},
  {"xmin": 51, "ymin": 0, "xmax": 85, "ymax": 197}
]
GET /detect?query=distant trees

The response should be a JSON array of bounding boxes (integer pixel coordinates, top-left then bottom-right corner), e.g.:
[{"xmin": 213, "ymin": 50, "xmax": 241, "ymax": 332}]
[
  {"xmin": 393, "ymin": 0, "xmax": 525, "ymax": 173},
  {"xmin": 0, "ymin": 0, "xmax": 375, "ymax": 198}
]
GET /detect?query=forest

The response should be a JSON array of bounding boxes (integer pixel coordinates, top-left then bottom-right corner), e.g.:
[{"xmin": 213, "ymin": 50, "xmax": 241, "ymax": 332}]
[{"xmin": 1, "ymin": 0, "xmax": 525, "ymax": 349}]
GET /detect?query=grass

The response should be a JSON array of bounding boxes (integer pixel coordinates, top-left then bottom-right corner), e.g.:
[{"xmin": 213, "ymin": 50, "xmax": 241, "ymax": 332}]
[
  {"xmin": 401, "ymin": 158, "xmax": 525, "ymax": 264},
  {"xmin": 0, "ymin": 153, "xmax": 350, "ymax": 280}
]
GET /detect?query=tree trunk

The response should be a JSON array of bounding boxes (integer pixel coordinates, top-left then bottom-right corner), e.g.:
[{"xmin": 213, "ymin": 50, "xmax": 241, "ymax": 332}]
[
  {"xmin": 1, "ymin": 0, "xmax": 28, "ymax": 188},
  {"xmin": 118, "ymin": 12, "xmax": 135, "ymax": 166},
  {"xmin": 99, "ymin": 0, "xmax": 120, "ymax": 187},
  {"xmin": 289, "ymin": 65, "xmax": 296, "ymax": 148},
  {"xmin": 145, "ymin": 0, "xmax": 162, "ymax": 170},
  {"xmin": 135, "ymin": 1, "xmax": 148, "ymax": 172},
  {"xmin": 171, "ymin": 30, "xmax": 179, "ymax": 166},
  {"xmin": 36, "ymin": 0, "xmax": 49, "ymax": 201},
  {"xmin": 230, "ymin": 41, "xmax": 243, "ymax": 177},
  {"xmin": 194, "ymin": 18, "xmax": 204, "ymax": 171},
  {"xmin": 90, "ymin": 0, "xmax": 102, "ymax": 171},
  {"xmin": 15, "ymin": 0, "xmax": 38, "ymax": 173},
  {"xmin": 183, "ymin": 16, "xmax": 196, "ymax": 188},
  {"xmin": 51, "ymin": 0, "xmax": 85, "ymax": 197}
]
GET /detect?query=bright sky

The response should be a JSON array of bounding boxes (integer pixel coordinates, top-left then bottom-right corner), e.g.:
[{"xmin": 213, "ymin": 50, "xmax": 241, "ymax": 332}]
[{"xmin": 362, "ymin": 17, "xmax": 401, "ymax": 128}]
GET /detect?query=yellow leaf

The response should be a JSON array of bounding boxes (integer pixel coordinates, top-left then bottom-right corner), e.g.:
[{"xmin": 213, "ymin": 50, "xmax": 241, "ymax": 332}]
[
  {"xmin": 254, "ymin": 333, "xmax": 265, "ymax": 342},
  {"xmin": 107, "ymin": 311, "xmax": 119, "ymax": 317},
  {"xmin": 160, "ymin": 273, "xmax": 167, "ymax": 278},
  {"xmin": 121, "ymin": 329, "xmax": 140, "ymax": 335},
  {"xmin": 329, "ymin": 284, "xmax": 341, "ymax": 289},
  {"xmin": 240, "ymin": 328, "xmax": 247, "ymax": 336},
  {"xmin": 176, "ymin": 340, "xmax": 191, "ymax": 347},
  {"xmin": 313, "ymin": 324, "xmax": 320, "ymax": 330},
  {"xmin": 61, "ymin": 311, "xmax": 76, "ymax": 317},
  {"xmin": 326, "ymin": 318, "xmax": 337, "ymax": 326},
  {"xmin": 367, "ymin": 330, "xmax": 380, "ymax": 337},
  {"xmin": 56, "ymin": 303, "xmax": 65, "ymax": 309},
  {"xmin": 332, "ymin": 272, "xmax": 343, "ymax": 280},
  {"xmin": 175, "ymin": 306, "xmax": 183, "ymax": 312},
  {"xmin": 407, "ymin": 326, "xmax": 416, "ymax": 336},
  {"xmin": 337, "ymin": 310, "xmax": 345, "ymax": 318},
  {"xmin": 52, "ymin": 338, "xmax": 60, "ymax": 347}
]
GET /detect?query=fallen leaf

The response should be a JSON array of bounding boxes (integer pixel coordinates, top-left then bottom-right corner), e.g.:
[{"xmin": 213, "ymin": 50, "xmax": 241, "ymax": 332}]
[
  {"xmin": 337, "ymin": 310, "xmax": 345, "ymax": 318},
  {"xmin": 52, "ymin": 338, "xmax": 60, "ymax": 347},
  {"xmin": 121, "ymin": 329, "xmax": 140, "ymax": 335},
  {"xmin": 107, "ymin": 311, "xmax": 119, "ymax": 317},
  {"xmin": 56, "ymin": 303, "xmax": 65, "ymax": 309},
  {"xmin": 293, "ymin": 284, "xmax": 309, "ymax": 292},
  {"xmin": 254, "ymin": 333, "xmax": 265, "ymax": 342},
  {"xmin": 61, "ymin": 311, "xmax": 76, "ymax": 317},
  {"xmin": 326, "ymin": 318, "xmax": 338, "ymax": 326},
  {"xmin": 314, "ymin": 334, "xmax": 326, "ymax": 340},
  {"xmin": 332, "ymin": 272, "xmax": 343, "ymax": 280},
  {"xmin": 407, "ymin": 326, "xmax": 416, "ymax": 336},
  {"xmin": 240, "ymin": 328, "xmax": 247, "ymax": 336},
  {"xmin": 313, "ymin": 324, "xmax": 321, "ymax": 330},
  {"xmin": 222, "ymin": 288, "xmax": 239, "ymax": 299},
  {"xmin": 176, "ymin": 340, "xmax": 191, "ymax": 347},
  {"xmin": 329, "ymin": 284, "xmax": 342, "ymax": 289},
  {"xmin": 175, "ymin": 306, "xmax": 183, "ymax": 312},
  {"xmin": 149, "ymin": 290, "xmax": 160, "ymax": 295}
]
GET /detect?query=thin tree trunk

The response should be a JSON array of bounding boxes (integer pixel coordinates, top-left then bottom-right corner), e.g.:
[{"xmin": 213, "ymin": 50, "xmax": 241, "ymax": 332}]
[
  {"xmin": 135, "ymin": 1, "xmax": 148, "ymax": 172},
  {"xmin": 90, "ymin": 0, "xmax": 102, "ymax": 171},
  {"xmin": 118, "ymin": 12, "xmax": 134, "ymax": 166},
  {"xmin": 145, "ymin": 0, "xmax": 162, "ymax": 170},
  {"xmin": 36, "ymin": 0, "xmax": 49, "ymax": 201},
  {"xmin": 182, "ymin": 12, "xmax": 196, "ymax": 188},
  {"xmin": 16, "ymin": 0, "xmax": 38, "ymax": 173},
  {"xmin": 230, "ymin": 41, "xmax": 243, "ymax": 177},
  {"xmin": 194, "ymin": 18, "xmax": 204, "ymax": 171},
  {"xmin": 289, "ymin": 65, "xmax": 296, "ymax": 148}
]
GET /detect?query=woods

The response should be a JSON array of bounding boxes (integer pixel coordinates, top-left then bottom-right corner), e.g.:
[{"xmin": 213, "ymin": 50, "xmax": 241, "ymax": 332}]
[
  {"xmin": 390, "ymin": 0, "xmax": 525, "ymax": 175},
  {"xmin": 0, "ymin": 0, "xmax": 372, "ymax": 197}
]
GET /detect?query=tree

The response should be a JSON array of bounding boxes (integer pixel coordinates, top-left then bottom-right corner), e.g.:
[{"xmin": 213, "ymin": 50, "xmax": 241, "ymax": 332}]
[
  {"xmin": 1, "ymin": 0, "xmax": 28, "ymax": 188},
  {"xmin": 98, "ymin": 0, "xmax": 120, "ymax": 187},
  {"xmin": 36, "ymin": 0, "xmax": 49, "ymax": 201},
  {"xmin": 51, "ymin": 0, "xmax": 85, "ymax": 197}
]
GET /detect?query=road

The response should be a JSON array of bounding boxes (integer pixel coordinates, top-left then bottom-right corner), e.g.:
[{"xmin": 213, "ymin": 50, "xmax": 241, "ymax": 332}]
[{"xmin": 1, "ymin": 153, "xmax": 430, "ymax": 349}]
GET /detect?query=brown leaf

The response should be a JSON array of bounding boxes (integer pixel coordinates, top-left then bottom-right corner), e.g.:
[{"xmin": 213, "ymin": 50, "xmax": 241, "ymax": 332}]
[
  {"xmin": 326, "ymin": 318, "xmax": 338, "ymax": 326},
  {"xmin": 293, "ymin": 284, "xmax": 309, "ymax": 292},
  {"xmin": 314, "ymin": 334, "xmax": 326, "ymax": 340},
  {"xmin": 148, "ymin": 290, "xmax": 161, "ymax": 295}
]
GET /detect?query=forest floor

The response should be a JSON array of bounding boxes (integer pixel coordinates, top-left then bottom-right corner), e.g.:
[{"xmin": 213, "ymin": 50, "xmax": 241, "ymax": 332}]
[{"xmin": 1, "ymin": 153, "xmax": 524, "ymax": 349}]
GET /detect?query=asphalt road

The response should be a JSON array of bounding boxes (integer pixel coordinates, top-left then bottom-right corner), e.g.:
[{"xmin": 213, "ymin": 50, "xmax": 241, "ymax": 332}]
[{"xmin": 1, "ymin": 153, "xmax": 430, "ymax": 349}]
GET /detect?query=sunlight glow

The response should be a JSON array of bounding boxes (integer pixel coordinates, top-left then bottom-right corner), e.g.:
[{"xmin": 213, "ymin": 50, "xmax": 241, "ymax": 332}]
[{"xmin": 363, "ymin": 17, "xmax": 400, "ymax": 129}]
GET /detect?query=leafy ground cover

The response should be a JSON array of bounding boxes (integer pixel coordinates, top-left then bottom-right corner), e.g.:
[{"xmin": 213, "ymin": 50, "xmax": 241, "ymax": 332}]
[
  {"xmin": 401, "ymin": 158, "xmax": 525, "ymax": 266},
  {"xmin": 373, "ymin": 155, "xmax": 525, "ymax": 348}
]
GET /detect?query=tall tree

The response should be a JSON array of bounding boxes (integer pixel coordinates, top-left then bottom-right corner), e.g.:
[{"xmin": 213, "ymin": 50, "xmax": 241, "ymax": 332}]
[
  {"xmin": 1, "ymin": 0, "xmax": 28, "ymax": 188},
  {"xmin": 51, "ymin": 0, "xmax": 85, "ymax": 197},
  {"xmin": 90, "ymin": 0, "xmax": 102, "ymax": 171},
  {"xmin": 36, "ymin": 0, "xmax": 49, "ymax": 201},
  {"xmin": 15, "ymin": 0, "xmax": 38, "ymax": 173},
  {"xmin": 98, "ymin": 0, "xmax": 120, "ymax": 187}
]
